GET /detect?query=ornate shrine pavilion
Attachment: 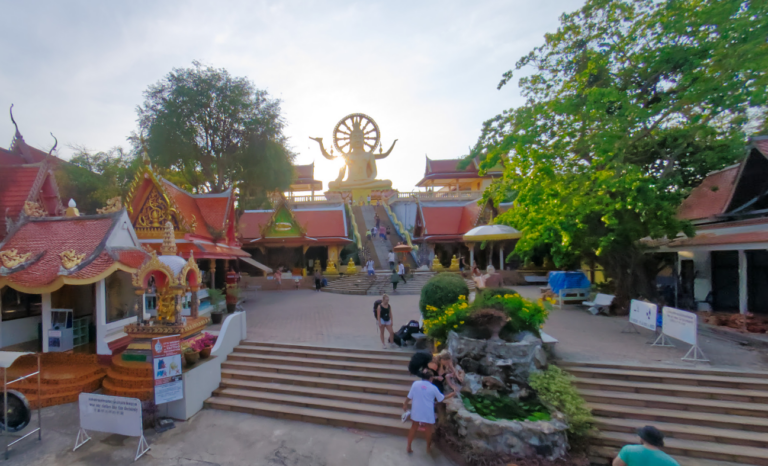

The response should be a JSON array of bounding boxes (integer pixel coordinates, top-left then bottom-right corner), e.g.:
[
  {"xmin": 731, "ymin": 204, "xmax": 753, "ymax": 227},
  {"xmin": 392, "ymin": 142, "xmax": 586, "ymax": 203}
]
[{"xmin": 123, "ymin": 155, "xmax": 250, "ymax": 287}]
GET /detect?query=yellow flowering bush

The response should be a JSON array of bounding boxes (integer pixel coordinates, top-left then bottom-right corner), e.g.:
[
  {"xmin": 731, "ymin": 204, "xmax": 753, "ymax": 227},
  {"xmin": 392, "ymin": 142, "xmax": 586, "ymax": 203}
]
[{"xmin": 424, "ymin": 289, "xmax": 551, "ymax": 344}]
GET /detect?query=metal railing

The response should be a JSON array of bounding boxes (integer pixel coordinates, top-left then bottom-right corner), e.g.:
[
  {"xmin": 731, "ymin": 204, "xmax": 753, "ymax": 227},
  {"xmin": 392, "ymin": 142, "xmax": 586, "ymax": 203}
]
[{"xmin": 395, "ymin": 191, "xmax": 481, "ymax": 201}]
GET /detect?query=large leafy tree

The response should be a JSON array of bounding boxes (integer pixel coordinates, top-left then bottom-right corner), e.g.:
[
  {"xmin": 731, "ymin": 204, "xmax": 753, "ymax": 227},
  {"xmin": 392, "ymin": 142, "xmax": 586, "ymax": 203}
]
[
  {"xmin": 469, "ymin": 0, "xmax": 768, "ymax": 306},
  {"xmin": 56, "ymin": 146, "xmax": 141, "ymax": 214},
  {"xmin": 137, "ymin": 61, "xmax": 294, "ymax": 205}
]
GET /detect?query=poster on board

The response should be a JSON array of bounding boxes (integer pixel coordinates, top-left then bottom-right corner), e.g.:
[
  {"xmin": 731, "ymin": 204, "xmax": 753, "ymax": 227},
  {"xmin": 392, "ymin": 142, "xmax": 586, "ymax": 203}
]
[
  {"xmin": 152, "ymin": 335, "xmax": 183, "ymax": 405},
  {"xmin": 629, "ymin": 300, "xmax": 657, "ymax": 331},
  {"xmin": 662, "ymin": 306, "xmax": 698, "ymax": 346}
]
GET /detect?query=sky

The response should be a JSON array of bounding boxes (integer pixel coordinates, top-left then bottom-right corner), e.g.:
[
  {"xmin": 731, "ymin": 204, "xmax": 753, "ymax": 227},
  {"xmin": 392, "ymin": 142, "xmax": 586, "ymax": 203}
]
[{"xmin": 0, "ymin": 0, "xmax": 581, "ymax": 192}]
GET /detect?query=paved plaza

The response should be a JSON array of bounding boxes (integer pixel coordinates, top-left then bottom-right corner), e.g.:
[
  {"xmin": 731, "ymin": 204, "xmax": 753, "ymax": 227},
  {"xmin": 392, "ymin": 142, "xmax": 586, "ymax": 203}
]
[{"xmin": 7, "ymin": 287, "xmax": 767, "ymax": 466}]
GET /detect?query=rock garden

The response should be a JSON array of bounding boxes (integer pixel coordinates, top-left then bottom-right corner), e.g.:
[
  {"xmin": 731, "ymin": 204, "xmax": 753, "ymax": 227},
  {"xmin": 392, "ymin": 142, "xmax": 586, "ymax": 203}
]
[{"xmin": 418, "ymin": 273, "xmax": 592, "ymax": 466}]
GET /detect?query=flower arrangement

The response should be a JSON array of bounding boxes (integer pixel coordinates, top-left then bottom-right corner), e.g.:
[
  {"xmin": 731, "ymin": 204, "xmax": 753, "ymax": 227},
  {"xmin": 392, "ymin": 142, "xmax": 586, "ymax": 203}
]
[
  {"xmin": 423, "ymin": 292, "xmax": 551, "ymax": 343},
  {"xmin": 201, "ymin": 332, "xmax": 217, "ymax": 348}
]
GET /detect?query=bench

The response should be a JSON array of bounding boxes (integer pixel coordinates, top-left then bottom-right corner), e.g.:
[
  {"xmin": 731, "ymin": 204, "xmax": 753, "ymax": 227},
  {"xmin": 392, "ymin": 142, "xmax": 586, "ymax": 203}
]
[
  {"xmin": 556, "ymin": 287, "xmax": 590, "ymax": 309},
  {"xmin": 582, "ymin": 293, "xmax": 615, "ymax": 315}
]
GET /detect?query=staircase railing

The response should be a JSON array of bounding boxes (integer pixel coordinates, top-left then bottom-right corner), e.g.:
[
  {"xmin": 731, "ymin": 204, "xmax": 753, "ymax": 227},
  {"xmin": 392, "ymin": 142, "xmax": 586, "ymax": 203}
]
[
  {"xmin": 345, "ymin": 203, "xmax": 363, "ymax": 250},
  {"xmin": 382, "ymin": 202, "xmax": 419, "ymax": 265}
]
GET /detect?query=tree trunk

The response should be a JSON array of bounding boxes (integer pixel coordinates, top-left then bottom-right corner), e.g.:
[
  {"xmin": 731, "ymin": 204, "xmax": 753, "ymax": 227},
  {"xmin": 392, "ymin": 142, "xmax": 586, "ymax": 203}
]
[{"xmin": 599, "ymin": 245, "xmax": 658, "ymax": 315}]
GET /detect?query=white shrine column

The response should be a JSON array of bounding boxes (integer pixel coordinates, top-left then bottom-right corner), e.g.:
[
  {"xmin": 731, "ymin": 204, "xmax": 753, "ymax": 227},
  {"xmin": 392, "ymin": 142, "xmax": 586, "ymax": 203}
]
[
  {"xmin": 95, "ymin": 279, "xmax": 111, "ymax": 355},
  {"xmin": 468, "ymin": 243, "xmax": 475, "ymax": 268},
  {"xmin": 499, "ymin": 247, "xmax": 504, "ymax": 271},
  {"xmin": 738, "ymin": 250, "xmax": 748, "ymax": 315},
  {"xmin": 41, "ymin": 292, "xmax": 52, "ymax": 353}
]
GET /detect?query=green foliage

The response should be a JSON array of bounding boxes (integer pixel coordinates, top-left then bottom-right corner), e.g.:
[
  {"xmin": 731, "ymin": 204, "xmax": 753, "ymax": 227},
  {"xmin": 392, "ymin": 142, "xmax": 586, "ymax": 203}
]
[
  {"xmin": 529, "ymin": 366, "xmax": 593, "ymax": 439},
  {"xmin": 419, "ymin": 273, "xmax": 469, "ymax": 317},
  {"xmin": 137, "ymin": 61, "xmax": 294, "ymax": 196},
  {"xmin": 462, "ymin": 393, "xmax": 550, "ymax": 422},
  {"xmin": 466, "ymin": 0, "xmax": 768, "ymax": 303},
  {"xmin": 474, "ymin": 288, "xmax": 519, "ymax": 307},
  {"xmin": 207, "ymin": 288, "xmax": 225, "ymax": 313},
  {"xmin": 56, "ymin": 146, "xmax": 140, "ymax": 214}
]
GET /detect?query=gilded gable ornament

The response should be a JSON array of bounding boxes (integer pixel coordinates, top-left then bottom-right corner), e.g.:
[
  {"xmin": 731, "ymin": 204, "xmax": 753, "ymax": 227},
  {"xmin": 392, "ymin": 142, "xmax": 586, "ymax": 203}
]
[
  {"xmin": 0, "ymin": 249, "xmax": 32, "ymax": 268},
  {"xmin": 97, "ymin": 197, "xmax": 123, "ymax": 214},
  {"xmin": 23, "ymin": 201, "xmax": 46, "ymax": 217},
  {"xmin": 60, "ymin": 250, "xmax": 86, "ymax": 270}
]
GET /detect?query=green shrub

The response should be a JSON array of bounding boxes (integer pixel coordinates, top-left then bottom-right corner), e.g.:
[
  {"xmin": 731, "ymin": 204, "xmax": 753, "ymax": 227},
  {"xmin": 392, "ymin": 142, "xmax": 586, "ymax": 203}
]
[
  {"xmin": 529, "ymin": 366, "xmax": 593, "ymax": 440},
  {"xmin": 480, "ymin": 292, "xmax": 548, "ymax": 337},
  {"xmin": 474, "ymin": 288, "xmax": 518, "ymax": 307},
  {"xmin": 423, "ymin": 296, "xmax": 472, "ymax": 343},
  {"xmin": 419, "ymin": 273, "xmax": 468, "ymax": 318}
]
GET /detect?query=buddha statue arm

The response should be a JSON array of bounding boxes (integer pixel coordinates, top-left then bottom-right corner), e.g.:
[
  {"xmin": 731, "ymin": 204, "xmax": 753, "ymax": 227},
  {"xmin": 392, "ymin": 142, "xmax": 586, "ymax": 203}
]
[
  {"xmin": 309, "ymin": 137, "xmax": 336, "ymax": 160},
  {"xmin": 374, "ymin": 139, "xmax": 398, "ymax": 159}
]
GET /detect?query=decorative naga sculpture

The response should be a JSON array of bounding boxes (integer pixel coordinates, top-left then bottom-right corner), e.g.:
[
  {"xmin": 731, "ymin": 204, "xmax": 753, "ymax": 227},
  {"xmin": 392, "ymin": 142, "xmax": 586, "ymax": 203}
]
[{"xmin": 310, "ymin": 113, "xmax": 397, "ymax": 191}]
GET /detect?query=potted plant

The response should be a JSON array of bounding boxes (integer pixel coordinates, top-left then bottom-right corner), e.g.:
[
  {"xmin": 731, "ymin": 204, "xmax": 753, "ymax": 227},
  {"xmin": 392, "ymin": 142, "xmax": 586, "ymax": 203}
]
[
  {"xmin": 226, "ymin": 286, "xmax": 240, "ymax": 313},
  {"xmin": 184, "ymin": 345, "xmax": 200, "ymax": 365},
  {"xmin": 191, "ymin": 338, "xmax": 210, "ymax": 360},
  {"xmin": 208, "ymin": 288, "xmax": 225, "ymax": 324}
]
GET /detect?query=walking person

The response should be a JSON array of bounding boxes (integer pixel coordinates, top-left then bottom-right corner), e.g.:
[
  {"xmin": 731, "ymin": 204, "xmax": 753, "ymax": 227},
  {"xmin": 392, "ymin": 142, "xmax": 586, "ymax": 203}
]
[
  {"xmin": 398, "ymin": 261, "xmax": 407, "ymax": 284},
  {"xmin": 390, "ymin": 268, "xmax": 402, "ymax": 292},
  {"xmin": 388, "ymin": 250, "xmax": 396, "ymax": 269},
  {"xmin": 314, "ymin": 268, "xmax": 323, "ymax": 292},
  {"xmin": 613, "ymin": 426, "xmax": 679, "ymax": 466},
  {"xmin": 379, "ymin": 225, "xmax": 387, "ymax": 241},
  {"xmin": 376, "ymin": 294, "xmax": 395, "ymax": 349},
  {"xmin": 386, "ymin": 225, "xmax": 391, "ymax": 239},
  {"xmin": 374, "ymin": 213, "xmax": 380, "ymax": 229},
  {"xmin": 366, "ymin": 258, "xmax": 376, "ymax": 280},
  {"xmin": 274, "ymin": 267, "xmax": 283, "ymax": 290},
  {"xmin": 404, "ymin": 368, "xmax": 455, "ymax": 454}
]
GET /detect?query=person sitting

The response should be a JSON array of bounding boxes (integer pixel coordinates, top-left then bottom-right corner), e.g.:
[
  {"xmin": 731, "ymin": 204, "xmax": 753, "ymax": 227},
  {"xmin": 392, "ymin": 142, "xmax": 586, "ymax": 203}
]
[
  {"xmin": 613, "ymin": 426, "xmax": 679, "ymax": 466},
  {"xmin": 437, "ymin": 350, "xmax": 464, "ymax": 393}
]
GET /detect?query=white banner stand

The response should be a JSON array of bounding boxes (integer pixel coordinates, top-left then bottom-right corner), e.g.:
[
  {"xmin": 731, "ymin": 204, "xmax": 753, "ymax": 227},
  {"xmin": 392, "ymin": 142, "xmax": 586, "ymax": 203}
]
[
  {"xmin": 623, "ymin": 299, "xmax": 657, "ymax": 335},
  {"xmin": 651, "ymin": 329, "xmax": 675, "ymax": 347},
  {"xmin": 73, "ymin": 393, "xmax": 150, "ymax": 461},
  {"xmin": 662, "ymin": 306, "xmax": 709, "ymax": 362}
]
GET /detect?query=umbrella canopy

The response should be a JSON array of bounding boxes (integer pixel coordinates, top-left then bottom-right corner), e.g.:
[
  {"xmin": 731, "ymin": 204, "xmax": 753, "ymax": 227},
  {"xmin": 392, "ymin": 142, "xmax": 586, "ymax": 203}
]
[
  {"xmin": 462, "ymin": 224, "xmax": 522, "ymax": 242},
  {"xmin": 393, "ymin": 244, "xmax": 413, "ymax": 253}
]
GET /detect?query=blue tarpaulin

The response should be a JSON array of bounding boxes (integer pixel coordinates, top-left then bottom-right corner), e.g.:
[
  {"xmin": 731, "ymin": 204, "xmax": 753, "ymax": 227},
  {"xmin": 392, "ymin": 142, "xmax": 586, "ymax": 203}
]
[{"xmin": 548, "ymin": 271, "xmax": 591, "ymax": 294}]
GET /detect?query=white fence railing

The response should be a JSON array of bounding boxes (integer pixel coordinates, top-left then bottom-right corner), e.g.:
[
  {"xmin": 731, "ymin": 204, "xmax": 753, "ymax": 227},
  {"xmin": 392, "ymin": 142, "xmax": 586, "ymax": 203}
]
[{"xmin": 396, "ymin": 191, "xmax": 481, "ymax": 201}]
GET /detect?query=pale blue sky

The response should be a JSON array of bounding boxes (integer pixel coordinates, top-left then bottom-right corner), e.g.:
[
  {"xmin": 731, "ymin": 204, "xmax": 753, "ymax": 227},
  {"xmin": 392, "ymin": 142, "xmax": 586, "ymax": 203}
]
[{"xmin": 0, "ymin": 0, "xmax": 582, "ymax": 191}]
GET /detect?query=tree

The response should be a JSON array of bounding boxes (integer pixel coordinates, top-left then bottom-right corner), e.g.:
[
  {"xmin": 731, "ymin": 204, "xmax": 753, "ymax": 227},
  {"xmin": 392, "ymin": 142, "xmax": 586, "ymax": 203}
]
[
  {"xmin": 137, "ymin": 61, "xmax": 295, "ymax": 205},
  {"xmin": 468, "ymin": 0, "xmax": 768, "ymax": 306},
  {"xmin": 56, "ymin": 146, "xmax": 140, "ymax": 214}
]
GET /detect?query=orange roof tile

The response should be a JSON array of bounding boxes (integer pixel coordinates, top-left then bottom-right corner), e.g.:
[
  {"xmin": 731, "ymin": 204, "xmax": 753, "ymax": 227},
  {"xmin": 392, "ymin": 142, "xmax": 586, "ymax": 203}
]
[
  {"xmin": 194, "ymin": 196, "xmax": 230, "ymax": 232},
  {"xmin": 668, "ymin": 230, "xmax": 768, "ymax": 248},
  {"xmin": 239, "ymin": 207, "xmax": 349, "ymax": 242},
  {"xmin": 419, "ymin": 202, "xmax": 482, "ymax": 237},
  {"xmin": 678, "ymin": 165, "xmax": 740, "ymax": 221},
  {"xmin": 0, "ymin": 166, "xmax": 41, "ymax": 238}
]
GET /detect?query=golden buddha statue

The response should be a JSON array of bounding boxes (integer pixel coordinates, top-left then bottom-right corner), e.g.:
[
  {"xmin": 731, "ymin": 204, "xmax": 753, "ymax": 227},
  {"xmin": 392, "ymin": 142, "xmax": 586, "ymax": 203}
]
[
  {"xmin": 432, "ymin": 256, "xmax": 443, "ymax": 272},
  {"xmin": 325, "ymin": 260, "xmax": 338, "ymax": 275},
  {"xmin": 449, "ymin": 255, "xmax": 460, "ymax": 271},
  {"xmin": 346, "ymin": 258, "xmax": 358, "ymax": 274},
  {"xmin": 311, "ymin": 113, "xmax": 397, "ymax": 191}
]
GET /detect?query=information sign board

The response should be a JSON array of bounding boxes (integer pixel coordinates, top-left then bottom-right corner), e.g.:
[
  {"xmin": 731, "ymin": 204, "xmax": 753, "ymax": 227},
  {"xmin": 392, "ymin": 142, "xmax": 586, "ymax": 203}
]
[
  {"xmin": 662, "ymin": 306, "xmax": 698, "ymax": 346},
  {"xmin": 78, "ymin": 393, "xmax": 142, "ymax": 437},
  {"xmin": 629, "ymin": 300, "xmax": 657, "ymax": 331},
  {"xmin": 152, "ymin": 335, "xmax": 183, "ymax": 405}
]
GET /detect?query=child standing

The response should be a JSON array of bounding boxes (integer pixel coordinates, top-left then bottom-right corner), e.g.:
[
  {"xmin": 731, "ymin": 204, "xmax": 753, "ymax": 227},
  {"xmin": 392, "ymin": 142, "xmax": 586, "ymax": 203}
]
[{"xmin": 404, "ymin": 369, "xmax": 455, "ymax": 454}]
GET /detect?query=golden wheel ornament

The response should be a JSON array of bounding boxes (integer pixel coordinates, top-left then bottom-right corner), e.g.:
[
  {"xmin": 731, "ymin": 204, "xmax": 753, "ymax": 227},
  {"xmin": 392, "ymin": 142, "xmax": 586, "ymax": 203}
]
[{"xmin": 333, "ymin": 113, "xmax": 380, "ymax": 155}]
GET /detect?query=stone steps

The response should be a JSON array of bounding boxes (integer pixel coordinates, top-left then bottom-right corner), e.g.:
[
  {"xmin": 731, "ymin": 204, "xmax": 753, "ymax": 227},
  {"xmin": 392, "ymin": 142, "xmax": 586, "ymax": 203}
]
[
  {"xmin": 207, "ymin": 342, "xmax": 415, "ymax": 435},
  {"xmin": 563, "ymin": 362, "xmax": 768, "ymax": 465}
]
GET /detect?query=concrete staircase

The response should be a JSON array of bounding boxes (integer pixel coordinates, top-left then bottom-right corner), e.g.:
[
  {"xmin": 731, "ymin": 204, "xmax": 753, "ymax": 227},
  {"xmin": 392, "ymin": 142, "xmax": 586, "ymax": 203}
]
[
  {"xmin": 204, "ymin": 341, "xmax": 415, "ymax": 435},
  {"xmin": 561, "ymin": 361, "xmax": 768, "ymax": 466},
  {"xmin": 322, "ymin": 270, "xmax": 436, "ymax": 295}
]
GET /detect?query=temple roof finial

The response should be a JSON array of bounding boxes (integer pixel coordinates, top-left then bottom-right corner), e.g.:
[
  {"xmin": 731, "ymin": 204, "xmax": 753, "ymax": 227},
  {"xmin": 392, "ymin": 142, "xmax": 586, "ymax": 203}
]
[{"xmin": 9, "ymin": 104, "xmax": 23, "ymax": 140}]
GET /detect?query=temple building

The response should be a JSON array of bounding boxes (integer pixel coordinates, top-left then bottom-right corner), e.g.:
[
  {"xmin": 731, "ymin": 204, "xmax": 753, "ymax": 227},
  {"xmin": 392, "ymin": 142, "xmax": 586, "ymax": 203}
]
[
  {"xmin": 123, "ymin": 156, "xmax": 250, "ymax": 287},
  {"xmin": 239, "ymin": 195, "xmax": 353, "ymax": 275},
  {"xmin": 415, "ymin": 155, "xmax": 504, "ymax": 192},
  {"xmin": 653, "ymin": 137, "xmax": 768, "ymax": 314},
  {"xmin": 288, "ymin": 162, "xmax": 323, "ymax": 199}
]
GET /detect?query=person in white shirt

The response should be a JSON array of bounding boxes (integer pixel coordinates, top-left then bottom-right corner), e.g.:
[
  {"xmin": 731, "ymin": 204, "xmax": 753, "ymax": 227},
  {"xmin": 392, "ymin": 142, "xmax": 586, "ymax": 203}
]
[
  {"xmin": 366, "ymin": 259, "xmax": 375, "ymax": 279},
  {"xmin": 403, "ymin": 369, "xmax": 455, "ymax": 454},
  {"xmin": 397, "ymin": 261, "xmax": 407, "ymax": 284},
  {"xmin": 388, "ymin": 250, "xmax": 395, "ymax": 269}
]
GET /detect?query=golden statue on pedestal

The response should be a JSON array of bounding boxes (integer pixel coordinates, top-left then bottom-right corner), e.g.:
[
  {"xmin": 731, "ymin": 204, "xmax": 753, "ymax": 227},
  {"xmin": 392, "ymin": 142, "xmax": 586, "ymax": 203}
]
[{"xmin": 311, "ymin": 113, "xmax": 397, "ymax": 191}]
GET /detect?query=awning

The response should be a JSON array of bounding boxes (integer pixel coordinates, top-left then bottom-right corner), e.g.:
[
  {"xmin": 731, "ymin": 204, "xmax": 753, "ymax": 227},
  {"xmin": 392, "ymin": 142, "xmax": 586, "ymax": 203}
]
[
  {"xmin": 239, "ymin": 256, "xmax": 273, "ymax": 273},
  {"xmin": 462, "ymin": 224, "xmax": 522, "ymax": 242}
]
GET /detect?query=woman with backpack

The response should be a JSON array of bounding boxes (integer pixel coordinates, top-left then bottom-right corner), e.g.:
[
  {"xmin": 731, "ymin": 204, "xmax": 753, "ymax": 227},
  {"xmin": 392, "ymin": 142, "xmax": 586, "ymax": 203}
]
[{"xmin": 376, "ymin": 294, "xmax": 395, "ymax": 349}]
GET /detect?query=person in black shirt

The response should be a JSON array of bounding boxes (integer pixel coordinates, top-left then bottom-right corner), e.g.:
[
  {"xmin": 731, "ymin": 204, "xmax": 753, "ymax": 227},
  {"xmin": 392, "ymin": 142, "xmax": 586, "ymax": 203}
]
[{"xmin": 376, "ymin": 294, "xmax": 395, "ymax": 349}]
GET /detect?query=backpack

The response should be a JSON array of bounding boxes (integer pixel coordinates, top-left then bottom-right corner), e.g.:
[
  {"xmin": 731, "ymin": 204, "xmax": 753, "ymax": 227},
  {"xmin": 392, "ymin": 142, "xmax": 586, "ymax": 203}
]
[{"xmin": 373, "ymin": 299, "xmax": 382, "ymax": 318}]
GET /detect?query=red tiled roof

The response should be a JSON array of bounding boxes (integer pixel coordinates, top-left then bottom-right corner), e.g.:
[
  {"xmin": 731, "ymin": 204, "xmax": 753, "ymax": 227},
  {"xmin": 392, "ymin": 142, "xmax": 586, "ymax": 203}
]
[
  {"xmin": 0, "ymin": 148, "xmax": 26, "ymax": 166},
  {"xmin": 419, "ymin": 202, "xmax": 482, "ymax": 237},
  {"xmin": 0, "ymin": 213, "xmax": 147, "ymax": 292},
  {"xmin": 0, "ymin": 166, "xmax": 41, "ymax": 238},
  {"xmin": 161, "ymin": 180, "xmax": 209, "ymax": 237},
  {"xmin": 754, "ymin": 138, "xmax": 768, "ymax": 158},
  {"xmin": 238, "ymin": 208, "xmax": 348, "ymax": 241},
  {"xmin": 678, "ymin": 165, "xmax": 740, "ymax": 221},
  {"xmin": 668, "ymin": 231, "xmax": 768, "ymax": 248},
  {"xmin": 194, "ymin": 196, "xmax": 230, "ymax": 232},
  {"xmin": 142, "ymin": 241, "xmax": 249, "ymax": 259}
]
